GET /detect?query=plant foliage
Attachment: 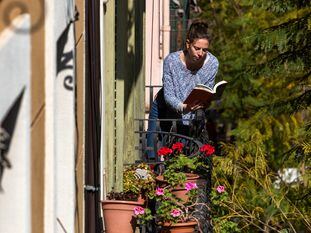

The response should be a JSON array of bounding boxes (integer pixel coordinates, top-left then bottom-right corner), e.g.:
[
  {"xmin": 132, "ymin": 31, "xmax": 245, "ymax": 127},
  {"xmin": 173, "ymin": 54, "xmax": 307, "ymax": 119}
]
[{"xmin": 199, "ymin": 0, "xmax": 311, "ymax": 232}]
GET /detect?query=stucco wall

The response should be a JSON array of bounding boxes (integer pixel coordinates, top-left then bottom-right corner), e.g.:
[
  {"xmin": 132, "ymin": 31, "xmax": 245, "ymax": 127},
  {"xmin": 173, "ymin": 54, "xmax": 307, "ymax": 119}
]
[
  {"xmin": 44, "ymin": 0, "xmax": 76, "ymax": 232},
  {"xmin": 0, "ymin": 0, "xmax": 80, "ymax": 232},
  {"xmin": 0, "ymin": 14, "xmax": 31, "ymax": 233}
]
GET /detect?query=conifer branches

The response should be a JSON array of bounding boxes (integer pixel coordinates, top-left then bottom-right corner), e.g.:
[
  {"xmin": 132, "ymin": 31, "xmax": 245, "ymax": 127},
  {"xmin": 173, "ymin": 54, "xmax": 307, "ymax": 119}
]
[
  {"xmin": 200, "ymin": 0, "xmax": 311, "ymax": 231},
  {"xmin": 269, "ymin": 89, "xmax": 311, "ymax": 115},
  {"xmin": 254, "ymin": 0, "xmax": 311, "ymax": 14}
]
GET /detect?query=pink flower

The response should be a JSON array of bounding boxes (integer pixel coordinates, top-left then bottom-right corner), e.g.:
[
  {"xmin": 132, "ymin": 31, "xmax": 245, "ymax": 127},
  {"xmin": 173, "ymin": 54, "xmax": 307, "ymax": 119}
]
[
  {"xmin": 216, "ymin": 185, "xmax": 225, "ymax": 193},
  {"xmin": 199, "ymin": 144, "xmax": 215, "ymax": 157},
  {"xmin": 157, "ymin": 147, "xmax": 173, "ymax": 156},
  {"xmin": 185, "ymin": 182, "xmax": 198, "ymax": 191},
  {"xmin": 133, "ymin": 206, "xmax": 145, "ymax": 216},
  {"xmin": 170, "ymin": 209, "xmax": 182, "ymax": 217},
  {"xmin": 172, "ymin": 142, "xmax": 184, "ymax": 152},
  {"xmin": 155, "ymin": 187, "xmax": 164, "ymax": 196}
]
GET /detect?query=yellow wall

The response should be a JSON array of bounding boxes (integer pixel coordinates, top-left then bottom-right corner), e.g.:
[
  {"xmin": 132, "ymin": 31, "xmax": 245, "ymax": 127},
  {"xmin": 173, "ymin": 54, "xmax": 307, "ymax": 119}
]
[{"xmin": 104, "ymin": 0, "xmax": 145, "ymax": 192}]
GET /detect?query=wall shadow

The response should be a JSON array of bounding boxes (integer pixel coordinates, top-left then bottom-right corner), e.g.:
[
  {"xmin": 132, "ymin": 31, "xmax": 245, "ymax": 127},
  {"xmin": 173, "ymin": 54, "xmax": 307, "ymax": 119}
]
[
  {"xmin": 115, "ymin": 0, "xmax": 145, "ymax": 114},
  {"xmin": 0, "ymin": 87, "xmax": 25, "ymax": 191}
]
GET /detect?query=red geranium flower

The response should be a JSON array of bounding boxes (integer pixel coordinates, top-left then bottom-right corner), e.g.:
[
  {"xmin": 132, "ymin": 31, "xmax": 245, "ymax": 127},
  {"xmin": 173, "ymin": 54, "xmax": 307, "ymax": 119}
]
[
  {"xmin": 199, "ymin": 144, "xmax": 215, "ymax": 157},
  {"xmin": 149, "ymin": 164, "xmax": 155, "ymax": 171},
  {"xmin": 157, "ymin": 147, "xmax": 173, "ymax": 156},
  {"xmin": 172, "ymin": 142, "xmax": 184, "ymax": 153}
]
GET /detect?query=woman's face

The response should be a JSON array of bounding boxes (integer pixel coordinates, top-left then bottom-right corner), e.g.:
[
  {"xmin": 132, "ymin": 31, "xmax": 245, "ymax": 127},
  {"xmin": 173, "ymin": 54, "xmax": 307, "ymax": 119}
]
[{"xmin": 186, "ymin": 38, "xmax": 209, "ymax": 62}]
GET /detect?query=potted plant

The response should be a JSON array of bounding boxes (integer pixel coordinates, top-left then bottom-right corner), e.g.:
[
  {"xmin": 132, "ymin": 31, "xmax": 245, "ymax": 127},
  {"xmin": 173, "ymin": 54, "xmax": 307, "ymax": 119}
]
[
  {"xmin": 133, "ymin": 143, "xmax": 216, "ymax": 232},
  {"xmin": 101, "ymin": 163, "xmax": 156, "ymax": 233},
  {"xmin": 156, "ymin": 142, "xmax": 215, "ymax": 202},
  {"xmin": 134, "ymin": 179, "xmax": 207, "ymax": 233}
]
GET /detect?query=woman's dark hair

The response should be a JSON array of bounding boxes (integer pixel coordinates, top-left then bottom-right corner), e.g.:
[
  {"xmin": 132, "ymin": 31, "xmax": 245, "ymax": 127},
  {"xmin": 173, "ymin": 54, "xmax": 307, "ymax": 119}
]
[{"xmin": 186, "ymin": 20, "xmax": 210, "ymax": 43}]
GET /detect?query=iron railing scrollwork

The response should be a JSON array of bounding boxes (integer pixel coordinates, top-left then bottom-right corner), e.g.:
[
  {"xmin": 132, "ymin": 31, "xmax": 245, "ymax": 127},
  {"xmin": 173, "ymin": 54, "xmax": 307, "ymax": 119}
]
[{"xmin": 134, "ymin": 109, "xmax": 213, "ymax": 232}]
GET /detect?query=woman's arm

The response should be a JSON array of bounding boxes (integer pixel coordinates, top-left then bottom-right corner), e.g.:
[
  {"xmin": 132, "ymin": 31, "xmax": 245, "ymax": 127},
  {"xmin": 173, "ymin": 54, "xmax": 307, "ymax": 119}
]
[
  {"xmin": 203, "ymin": 56, "xmax": 219, "ymax": 88},
  {"xmin": 162, "ymin": 57, "xmax": 184, "ymax": 113}
]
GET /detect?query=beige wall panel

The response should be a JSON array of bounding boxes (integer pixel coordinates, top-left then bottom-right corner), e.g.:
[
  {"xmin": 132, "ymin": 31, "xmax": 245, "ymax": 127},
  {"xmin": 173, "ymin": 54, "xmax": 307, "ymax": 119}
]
[
  {"xmin": 29, "ymin": 0, "xmax": 45, "ymax": 233},
  {"xmin": 75, "ymin": 0, "xmax": 85, "ymax": 231},
  {"xmin": 30, "ymin": 0, "xmax": 45, "ymax": 120},
  {"xmin": 31, "ymin": 113, "xmax": 45, "ymax": 233}
]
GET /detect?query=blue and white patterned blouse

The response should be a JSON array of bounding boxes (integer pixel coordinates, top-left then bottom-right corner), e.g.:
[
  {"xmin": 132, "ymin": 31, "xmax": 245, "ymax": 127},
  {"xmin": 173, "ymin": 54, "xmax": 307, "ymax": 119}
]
[{"xmin": 162, "ymin": 50, "xmax": 219, "ymax": 122}]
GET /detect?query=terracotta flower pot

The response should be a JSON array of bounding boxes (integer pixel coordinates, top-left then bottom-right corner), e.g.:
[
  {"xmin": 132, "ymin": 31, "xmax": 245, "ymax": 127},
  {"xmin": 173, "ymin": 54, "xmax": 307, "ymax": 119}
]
[
  {"xmin": 101, "ymin": 200, "xmax": 143, "ymax": 233},
  {"xmin": 171, "ymin": 174, "xmax": 200, "ymax": 202},
  {"xmin": 156, "ymin": 173, "xmax": 200, "ymax": 202},
  {"xmin": 161, "ymin": 221, "xmax": 197, "ymax": 233}
]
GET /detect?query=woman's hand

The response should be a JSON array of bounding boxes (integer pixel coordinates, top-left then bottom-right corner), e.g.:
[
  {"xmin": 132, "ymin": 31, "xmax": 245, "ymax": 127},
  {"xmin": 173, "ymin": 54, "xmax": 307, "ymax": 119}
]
[
  {"xmin": 190, "ymin": 103, "xmax": 205, "ymax": 111},
  {"xmin": 182, "ymin": 103, "xmax": 191, "ymax": 113},
  {"xmin": 182, "ymin": 101, "xmax": 208, "ymax": 113}
]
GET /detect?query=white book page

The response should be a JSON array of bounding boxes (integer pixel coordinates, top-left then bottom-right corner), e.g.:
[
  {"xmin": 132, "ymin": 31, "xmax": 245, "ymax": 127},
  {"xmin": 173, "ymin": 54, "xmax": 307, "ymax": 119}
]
[
  {"xmin": 214, "ymin": 80, "xmax": 228, "ymax": 92},
  {"xmin": 196, "ymin": 80, "xmax": 227, "ymax": 93},
  {"xmin": 195, "ymin": 84, "xmax": 213, "ymax": 92}
]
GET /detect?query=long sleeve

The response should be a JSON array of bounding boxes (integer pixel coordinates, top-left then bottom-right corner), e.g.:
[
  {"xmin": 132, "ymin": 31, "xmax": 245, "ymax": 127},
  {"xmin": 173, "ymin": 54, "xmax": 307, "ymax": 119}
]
[
  {"xmin": 162, "ymin": 57, "xmax": 182, "ymax": 111},
  {"xmin": 160, "ymin": 51, "xmax": 219, "ymax": 121},
  {"xmin": 203, "ymin": 58, "xmax": 219, "ymax": 88}
]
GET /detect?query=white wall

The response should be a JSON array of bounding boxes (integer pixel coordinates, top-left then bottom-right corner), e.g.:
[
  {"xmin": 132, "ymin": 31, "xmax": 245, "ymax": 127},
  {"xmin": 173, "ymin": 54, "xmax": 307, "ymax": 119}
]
[
  {"xmin": 0, "ymin": 14, "xmax": 31, "ymax": 233},
  {"xmin": 145, "ymin": 0, "xmax": 170, "ymax": 111},
  {"xmin": 45, "ymin": 0, "xmax": 76, "ymax": 232}
]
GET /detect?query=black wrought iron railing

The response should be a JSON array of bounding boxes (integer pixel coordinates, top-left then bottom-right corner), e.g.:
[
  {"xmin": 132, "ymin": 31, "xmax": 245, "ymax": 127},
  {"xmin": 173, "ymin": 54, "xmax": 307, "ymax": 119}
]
[
  {"xmin": 135, "ymin": 110, "xmax": 213, "ymax": 232},
  {"xmin": 145, "ymin": 85, "xmax": 162, "ymax": 113},
  {"xmin": 135, "ymin": 118, "xmax": 209, "ymax": 162}
]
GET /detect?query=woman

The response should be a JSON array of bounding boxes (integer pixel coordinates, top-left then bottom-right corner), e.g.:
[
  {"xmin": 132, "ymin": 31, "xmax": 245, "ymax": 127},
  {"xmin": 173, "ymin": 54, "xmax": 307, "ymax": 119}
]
[{"xmin": 147, "ymin": 20, "xmax": 219, "ymax": 158}]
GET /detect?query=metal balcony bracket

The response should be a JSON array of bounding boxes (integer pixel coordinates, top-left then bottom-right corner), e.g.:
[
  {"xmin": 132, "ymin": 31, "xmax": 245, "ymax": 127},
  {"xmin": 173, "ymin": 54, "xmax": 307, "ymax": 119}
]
[{"xmin": 84, "ymin": 185, "xmax": 100, "ymax": 193}]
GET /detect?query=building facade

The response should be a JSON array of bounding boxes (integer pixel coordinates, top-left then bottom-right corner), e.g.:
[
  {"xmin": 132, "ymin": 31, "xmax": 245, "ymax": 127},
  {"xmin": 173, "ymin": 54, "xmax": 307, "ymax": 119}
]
[{"xmin": 0, "ymin": 0, "xmax": 197, "ymax": 232}]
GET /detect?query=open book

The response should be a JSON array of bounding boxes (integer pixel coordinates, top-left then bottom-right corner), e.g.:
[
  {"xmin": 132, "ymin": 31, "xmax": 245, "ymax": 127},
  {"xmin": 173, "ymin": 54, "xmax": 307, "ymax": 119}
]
[{"xmin": 183, "ymin": 80, "xmax": 228, "ymax": 106}]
